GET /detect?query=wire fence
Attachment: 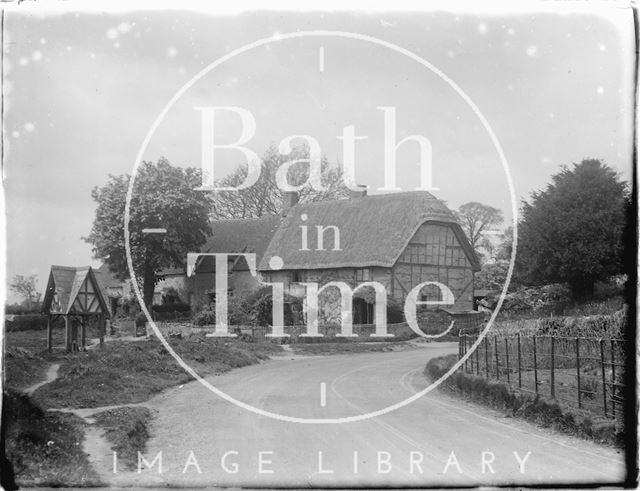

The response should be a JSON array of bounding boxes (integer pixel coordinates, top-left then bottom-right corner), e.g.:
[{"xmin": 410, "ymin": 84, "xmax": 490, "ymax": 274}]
[{"xmin": 458, "ymin": 333, "xmax": 625, "ymax": 420}]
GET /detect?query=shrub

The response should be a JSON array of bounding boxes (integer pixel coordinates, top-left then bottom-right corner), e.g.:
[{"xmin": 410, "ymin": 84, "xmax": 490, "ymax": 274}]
[
  {"xmin": 118, "ymin": 297, "xmax": 140, "ymax": 318},
  {"xmin": 193, "ymin": 310, "xmax": 216, "ymax": 326},
  {"xmin": 252, "ymin": 288, "xmax": 302, "ymax": 327},
  {"xmin": 160, "ymin": 286, "xmax": 184, "ymax": 306},
  {"xmin": 227, "ymin": 294, "xmax": 254, "ymax": 326},
  {"xmin": 134, "ymin": 312, "xmax": 147, "ymax": 328},
  {"xmin": 386, "ymin": 296, "xmax": 405, "ymax": 324}
]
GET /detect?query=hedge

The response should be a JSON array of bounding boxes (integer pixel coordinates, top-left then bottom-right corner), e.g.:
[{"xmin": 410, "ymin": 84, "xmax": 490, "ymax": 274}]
[
  {"xmin": 151, "ymin": 303, "xmax": 190, "ymax": 313},
  {"xmin": 5, "ymin": 314, "xmax": 48, "ymax": 332}
]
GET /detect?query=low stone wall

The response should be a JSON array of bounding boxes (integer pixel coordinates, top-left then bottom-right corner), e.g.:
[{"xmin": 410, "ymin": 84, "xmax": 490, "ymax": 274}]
[
  {"xmin": 282, "ymin": 322, "xmax": 416, "ymax": 342},
  {"xmin": 149, "ymin": 310, "xmax": 485, "ymax": 343}
]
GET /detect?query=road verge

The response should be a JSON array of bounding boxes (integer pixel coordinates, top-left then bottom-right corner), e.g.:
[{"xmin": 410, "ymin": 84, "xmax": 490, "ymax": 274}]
[{"xmin": 425, "ymin": 354, "xmax": 622, "ymax": 447}]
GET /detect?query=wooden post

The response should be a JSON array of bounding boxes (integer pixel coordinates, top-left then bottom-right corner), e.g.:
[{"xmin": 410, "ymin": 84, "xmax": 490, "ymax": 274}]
[
  {"xmin": 533, "ymin": 335, "xmax": 538, "ymax": 394},
  {"xmin": 550, "ymin": 336, "xmax": 555, "ymax": 399},
  {"xmin": 600, "ymin": 339, "xmax": 608, "ymax": 417},
  {"xmin": 494, "ymin": 335, "xmax": 500, "ymax": 380},
  {"xmin": 484, "ymin": 335, "xmax": 489, "ymax": 378},
  {"xmin": 80, "ymin": 317, "xmax": 86, "ymax": 351},
  {"xmin": 64, "ymin": 315, "xmax": 71, "ymax": 352},
  {"xmin": 464, "ymin": 335, "xmax": 468, "ymax": 371},
  {"xmin": 100, "ymin": 314, "xmax": 105, "ymax": 346},
  {"xmin": 517, "ymin": 333, "xmax": 522, "ymax": 388},
  {"xmin": 72, "ymin": 319, "xmax": 78, "ymax": 352},
  {"xmin": 610, "ymin": 339, "xmax": 616, "ymax": 417},
  {"xmin": 576, "ymin": 337, "xmax": 581, "ymax": 409},
  {"xmin": 47, "ymin": 315, "xmax": 52, "ymax": 352},
  {"xmin": 505, "ymin": 337, "xmax": 510, "ymax": 385}
]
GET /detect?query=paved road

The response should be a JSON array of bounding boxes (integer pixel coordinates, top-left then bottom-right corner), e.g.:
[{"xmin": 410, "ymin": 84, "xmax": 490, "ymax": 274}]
[{"xmin": 97, "ymin": 342, "xmax": 625, "ymax": 487}]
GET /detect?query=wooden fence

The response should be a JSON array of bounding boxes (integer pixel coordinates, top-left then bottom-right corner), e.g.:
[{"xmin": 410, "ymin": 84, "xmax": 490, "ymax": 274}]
[{"xmin": 458, "ymin": 333, "xmax": 625, "ymax": 419}]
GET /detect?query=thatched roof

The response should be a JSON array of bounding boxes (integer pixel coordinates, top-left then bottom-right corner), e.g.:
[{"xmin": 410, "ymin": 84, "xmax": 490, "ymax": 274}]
[
  {"xmin": 42, "ymin": 266, "xmax": 110, "ymax": 316},
  {"xmin": 258, "ymin": 191, "xmax": 480, "ymax": 271}
]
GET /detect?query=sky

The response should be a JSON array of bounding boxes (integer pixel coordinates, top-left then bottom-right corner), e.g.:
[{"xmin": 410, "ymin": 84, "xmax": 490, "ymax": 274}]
[{"xmin": 2, "ymin": 4, "xmax": 635, "ymax": 303}]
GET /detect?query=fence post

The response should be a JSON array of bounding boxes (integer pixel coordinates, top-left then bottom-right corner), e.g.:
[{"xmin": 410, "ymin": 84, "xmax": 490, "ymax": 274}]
[
  {"xmin": 600, "ymin": 339, "xmax": 608, "ymax": 418},
  {"xmin": 494, "ymin": 336, "xmax": 500, "ymax": 380},
  {"xmin": 505, "ymin": 337, "xmax": 510, "ymax": 385},
  {"xmin": 464, "ymin": 335, "xmax": 468, "ymax": 372},
  {"xmin": 461, "ymin": 335, "xmax": 466, "ymax": 370},
  {"xmin": 610, "ymin": 339, "xmax": 616, "ymax": 418},
  {"xmin": 475, "ymin": 335, "xmax": 480, "ymax": 375},
  {"xmin": 550, "ymin": 335, "xmax": 555, "ymax": 399},
  {"xmin": 47, "ymin": 316, "xmax": 52, "ymax": 352},
  {"xmin": 533, "ymin": 335, "xmax": 538, "ymax": 394},
  {"xmin": 576, "ymin": 337, "xmax": 581, "ymax": 409},
  {"xmin": 517, "ymin": 333, "xmax": 522, "ymax": 388},
  {"xmin": 484, "ymin": 335, "xmax": 489, "ymax": 378}
]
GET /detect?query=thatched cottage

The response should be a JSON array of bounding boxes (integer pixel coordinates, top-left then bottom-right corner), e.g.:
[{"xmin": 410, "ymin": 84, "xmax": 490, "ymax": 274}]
[{"xmin": 182, "ymin": 190, "xmax": 480, "ymax": 324}]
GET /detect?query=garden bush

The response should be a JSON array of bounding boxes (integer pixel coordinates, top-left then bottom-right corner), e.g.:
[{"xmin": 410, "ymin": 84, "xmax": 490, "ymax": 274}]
[
  {"xmin": 252, "ymin": 289, "xmax": 302, "ymax": 326},
  {"xmin": 193, "ymin": 309, "xmax": 216, "ymax": 326}
]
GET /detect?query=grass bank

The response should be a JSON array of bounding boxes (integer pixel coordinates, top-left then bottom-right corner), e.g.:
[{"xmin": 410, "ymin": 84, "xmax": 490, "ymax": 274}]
[
  {"xmin": 425, "ymin": 354, "xmax": 623, "ymax": 447},
  {"xmin": 4, "ymin": 348, "xmax": 55, "ymax": 391},
  {"xmin": 31, "ymin": 333, "xmax": 283, "ymax": 409},
  {"xmin": 92, "ymin": 406, "xmax": 155, "ymax": 470},
  {"xmin": 3, "ymin": 389, "xmax": 102, "ymax": 487}
]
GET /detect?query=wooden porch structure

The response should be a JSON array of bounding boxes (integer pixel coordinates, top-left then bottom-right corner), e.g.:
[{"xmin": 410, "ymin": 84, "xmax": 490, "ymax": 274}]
[{"xmin": 42, "ymin": 266, "xmax": 111, "ymax": 352}]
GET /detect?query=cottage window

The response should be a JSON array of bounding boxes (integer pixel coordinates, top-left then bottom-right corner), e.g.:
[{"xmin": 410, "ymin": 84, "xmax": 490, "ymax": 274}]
[
  {"xmin": 355, "ymin": 268, "xmax": 371, "ymax": 282},
  {"xmin": 291, "ymin": 270, "xmax": 303, "ymax": 283},
  {"xmin": 420, "ymin": 284, "xmax": 442, "ymax": 304}
]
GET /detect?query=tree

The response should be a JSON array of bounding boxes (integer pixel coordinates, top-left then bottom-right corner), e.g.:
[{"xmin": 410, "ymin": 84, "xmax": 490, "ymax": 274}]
[
  {"xmin": 85, "ymin": 158, "xmax": 213, "ymax": 307},
  {"xmin": 475, "ymin": 261, "xmax": 510, "ymax": 291},
  {"xmin": 515, "ymin": 159, "xmax": 628, "ymax": 297},
  {"xmin": 211, "ymin": 144, "xmax": 351, "ymax": 219},
  {"xmin": 455, "ymin": 201, "xmax": 504, "ymax": 254},
  {"xmin": 496, "ymin": 226, "xmax": 513, "ymax": 261},
  {"xmin": 9, "ymin": 274, "xmax": 40, "ymax": 309}
]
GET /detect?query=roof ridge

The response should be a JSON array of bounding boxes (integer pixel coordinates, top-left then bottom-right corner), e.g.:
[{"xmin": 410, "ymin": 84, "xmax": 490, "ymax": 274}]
[
  {"xmin": 51, "ymin": 265, "xmax": 91, "ymax": 271},
  {"xmin": 294, "ymin": 190, "xmax": 442, "ymax": 207}
]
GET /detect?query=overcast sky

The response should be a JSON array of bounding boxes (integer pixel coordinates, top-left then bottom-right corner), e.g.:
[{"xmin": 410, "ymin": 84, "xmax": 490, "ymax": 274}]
[{"xmin": 3, "ymin": 5, "xmax": 635, "ymax": 303}]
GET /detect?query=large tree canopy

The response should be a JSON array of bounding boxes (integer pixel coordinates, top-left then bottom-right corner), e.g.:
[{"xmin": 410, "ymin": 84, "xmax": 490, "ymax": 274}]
[
  {"xmin": 211, "ymin": 145, "xmax": 351, "ymax": 219},
  {"xmin": 515, "ymin": 159, "xmax": 628, "ymax": 296},
  {"xmin": 455, "ymin": 201, "xmax": 504, "ymax": 255},
  {"xmin": 85, "ymin": 158, "xmax": 212, "ymax": 307}
]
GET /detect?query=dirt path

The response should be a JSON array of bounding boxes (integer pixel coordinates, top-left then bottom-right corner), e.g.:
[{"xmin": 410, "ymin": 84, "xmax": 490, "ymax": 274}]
[{"xmin": 23, "ymin": 362, "xmax": 60, "ymax": 395}]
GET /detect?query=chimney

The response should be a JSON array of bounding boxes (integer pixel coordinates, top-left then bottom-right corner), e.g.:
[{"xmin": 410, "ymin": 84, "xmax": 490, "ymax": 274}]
[
  {"xmin": 348, "ymin": 185, "xmax": 368, "ymax": 199},
  {"xmin": 282, "ymin": 191, "xmax": 299, "ymax": 211}
]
